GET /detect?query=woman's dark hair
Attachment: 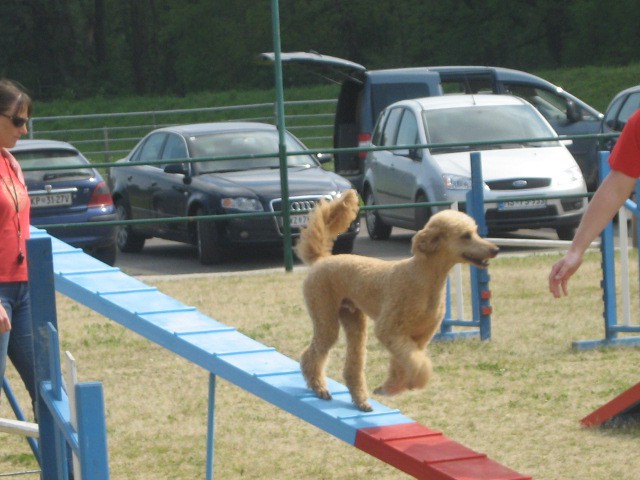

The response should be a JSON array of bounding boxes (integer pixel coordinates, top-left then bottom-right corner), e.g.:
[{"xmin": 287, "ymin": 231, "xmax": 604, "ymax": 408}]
[{"xmin": 0, "ymin": 79, "xmax": 32, "ymax": 117}]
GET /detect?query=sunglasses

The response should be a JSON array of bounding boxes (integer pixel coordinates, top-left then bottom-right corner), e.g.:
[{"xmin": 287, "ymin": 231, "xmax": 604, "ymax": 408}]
[{"xmin": 0, "ymin": 113, "xmax": 29, "ymax": 128}]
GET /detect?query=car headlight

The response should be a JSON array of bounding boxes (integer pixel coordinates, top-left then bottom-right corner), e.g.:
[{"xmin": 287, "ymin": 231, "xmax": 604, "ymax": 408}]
[
  {"xmin": 221, "ymin": 197, "xmax": 264, "ymax": 211},
  {"xmin": 442, "ymin": 174, "xmax": 472, "ymax": 190},
  {"xmin": 556, "ymin": 165, "xmax": 583, "ymax": 186}
]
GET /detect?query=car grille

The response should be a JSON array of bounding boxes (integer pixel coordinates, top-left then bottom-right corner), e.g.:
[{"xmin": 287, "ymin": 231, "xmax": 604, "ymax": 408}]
[
  {"xmin": 270, "ymin": 195, "xmax": 332, "ymax": 235},
  {"xmin": 486, "ymin": 178, "xmax": 551, "ymax": 190}
]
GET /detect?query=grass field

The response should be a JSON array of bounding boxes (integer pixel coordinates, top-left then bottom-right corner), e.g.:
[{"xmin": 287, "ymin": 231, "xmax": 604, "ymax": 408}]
[{"xmin": 1, "ymin": 247, "xmax": 640, "ymax": 479}]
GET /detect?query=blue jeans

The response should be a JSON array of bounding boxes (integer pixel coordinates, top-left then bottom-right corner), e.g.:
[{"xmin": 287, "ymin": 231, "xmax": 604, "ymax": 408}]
[{"xmin": 0, "ymin": 282, "xmax": 36, "ymax": 414}]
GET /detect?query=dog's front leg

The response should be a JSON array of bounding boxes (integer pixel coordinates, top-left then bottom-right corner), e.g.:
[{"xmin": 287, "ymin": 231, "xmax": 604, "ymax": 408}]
[{"xmin": 374, "ymin": 337, "xmax": 432, "ymax": 396}]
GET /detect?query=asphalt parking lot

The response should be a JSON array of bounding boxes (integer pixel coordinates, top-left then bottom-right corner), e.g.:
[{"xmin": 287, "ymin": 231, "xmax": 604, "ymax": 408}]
[{"xmin": 114, "ymin": 226, "xmax": 569, "ymax": 278}]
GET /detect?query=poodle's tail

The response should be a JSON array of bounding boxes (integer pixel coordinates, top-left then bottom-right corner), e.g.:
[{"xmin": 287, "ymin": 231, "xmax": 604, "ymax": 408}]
[{"xmin": 294, "ymin": 189, "xmax": 359, "ymax": 265}]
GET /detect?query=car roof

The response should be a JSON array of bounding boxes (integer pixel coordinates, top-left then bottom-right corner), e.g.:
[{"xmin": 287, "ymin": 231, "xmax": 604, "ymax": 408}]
[
  {"xmin": 607, "ymin": 84, "xmax": 640, "ymax": 109},
  {"xmin": 398, "ymin": 93, "xmax": 528, "ymax": 110},
  {"xmin": 152, "ymin": 122, "xmax": 278, "ymax": 136},
  {"xmin": 611, "ymin": 84, "xmax": 640, "ymax": 98},
  {"xmin": 11, "ymin": 139, "xmax": 80, "ymax": 152}
]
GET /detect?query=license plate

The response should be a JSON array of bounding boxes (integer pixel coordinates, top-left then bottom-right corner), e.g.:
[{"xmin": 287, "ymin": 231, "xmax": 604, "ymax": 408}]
[
  {"xmin": 497, "ymin": 199, "xmax": 546, "ymax": 211},
  {"xmin": 289, "ymin": 214, "xmax": 309, "ymax": 227},
  {"xmin": 30, "ymin": 192, "xmax": 73, "ymax": 208}
]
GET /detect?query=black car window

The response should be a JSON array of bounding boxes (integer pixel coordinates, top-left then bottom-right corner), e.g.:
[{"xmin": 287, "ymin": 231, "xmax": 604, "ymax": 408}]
[
  {"xmin": 135, "ymin": 133, "xmax": 167, "ymax": 167},
  {"xmin": 13, "ymin": 149, "xmax": 93, "ymax": 182},
  {"xmin": 440, "ymin": 74, "xmax": 496, "ymax": 94},
  {"xmin": 604, "ymin": 95, "xmax": 627, "ymax": 130},
  {"xmin": 192, "ymin": 130, "xmax": 316, "ymax": 174},
  {"xmin": 381, "ymin": 108, "xmax": 403, "ymax": 146},
  {"xmin": 161, "ymin": 133, "xmax": 189, "ymax": 172},
  {"xmin": 505, "ymin": 83, "xmax": 599, "ymax": 123},
  {"xmin": 395, "ymin": 110, "xmax": 419, "ymax": 147},
  {"xmin": 371, "ymin": 109, "xmax": 388, "ymax": 146},
  {"xmin": 162, "ymin": 134, "xmax": 188, "ymax": 161},
  {"xmin": 616, "ymin": 92, "xmax": 640, "ymax": 130},
  {"xmin": 371, "ymin": 83, "xmax": 430, "ymax": 124}
]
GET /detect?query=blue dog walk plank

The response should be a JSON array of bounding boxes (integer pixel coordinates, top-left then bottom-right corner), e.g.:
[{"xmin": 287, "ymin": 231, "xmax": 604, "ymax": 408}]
[
  {"xmin": 142, "ymin": 311, "xmax": 235, "ymax": 335},
  {"xmin": 38, "ymin": 228, "xmax": 415, "ymax": 446}
]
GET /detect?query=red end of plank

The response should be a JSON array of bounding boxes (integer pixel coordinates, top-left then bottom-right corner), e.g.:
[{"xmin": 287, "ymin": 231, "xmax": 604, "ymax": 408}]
[{"xmin": 355, "ymin": 423, "xmax": 531, "ymax": 480}]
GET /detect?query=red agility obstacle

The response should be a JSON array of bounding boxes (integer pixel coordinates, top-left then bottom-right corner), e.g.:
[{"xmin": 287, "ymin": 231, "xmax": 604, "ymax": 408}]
[
  {"xmin": 581, "ymin": 382, "xmax": 640, "ymax": 427},
  {"xmin": 356, "ymin": 423, "xmax": 531, "ymax": 480}
]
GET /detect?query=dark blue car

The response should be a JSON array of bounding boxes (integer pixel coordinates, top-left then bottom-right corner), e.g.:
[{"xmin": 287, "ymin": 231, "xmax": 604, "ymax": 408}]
[
  {"xmin": 11, "ymin": 139, "xmax": 117, "ymax": 265},
  {"xmin": 601, "ymin": 85, "xmax": 640, "ymax": 151},
  {"xmin": 108, "ymin": 122, "xmax": 359, "ymax": 264}
]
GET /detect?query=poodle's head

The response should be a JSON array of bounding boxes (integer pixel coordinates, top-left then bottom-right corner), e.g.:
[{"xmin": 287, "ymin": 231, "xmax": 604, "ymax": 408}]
[{"xmin": 411, "ymin": 210, "xmax": 499, "ymax": 268}]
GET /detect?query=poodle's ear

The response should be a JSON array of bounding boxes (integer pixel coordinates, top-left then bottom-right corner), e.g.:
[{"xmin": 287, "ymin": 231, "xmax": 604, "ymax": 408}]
[{"xmin": 411, "ymin": 225, "xmax": 442, "ymax": 255}]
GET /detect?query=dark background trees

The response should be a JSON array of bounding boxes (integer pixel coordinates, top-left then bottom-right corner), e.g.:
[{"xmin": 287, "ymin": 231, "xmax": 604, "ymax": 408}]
[{"xmin": 1, "ymin": 0, "xmax": 638, "ymax": 101}]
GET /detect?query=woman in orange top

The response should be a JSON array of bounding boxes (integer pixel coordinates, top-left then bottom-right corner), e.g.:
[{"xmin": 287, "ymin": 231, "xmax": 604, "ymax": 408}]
[{"xmin": 0, "ymin": 79, "xmax": 34, "ymax": 414}]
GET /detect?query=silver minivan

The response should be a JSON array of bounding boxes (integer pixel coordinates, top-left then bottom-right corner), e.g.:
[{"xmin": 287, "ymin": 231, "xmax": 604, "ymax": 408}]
[{"xmin": 363, "ymin": 94, "xmax": 587, "ymax": 240}]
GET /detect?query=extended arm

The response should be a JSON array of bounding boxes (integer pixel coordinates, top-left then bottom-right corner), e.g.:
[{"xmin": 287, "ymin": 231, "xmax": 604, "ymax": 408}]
[{"xmin": 549, "ymin": 170, "xmax": 637, "ymax": 297}]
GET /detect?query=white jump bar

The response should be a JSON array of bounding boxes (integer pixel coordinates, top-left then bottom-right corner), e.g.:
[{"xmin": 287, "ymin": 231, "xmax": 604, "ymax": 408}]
[{"xmin": 0, "ymin": 417, "xmax": 39, "ymax": 438}]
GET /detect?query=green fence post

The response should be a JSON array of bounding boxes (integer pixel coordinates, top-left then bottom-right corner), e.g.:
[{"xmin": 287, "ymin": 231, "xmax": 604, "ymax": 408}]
[{"xmin": 270, "ymin": 0, "xmax": 294, "ymax": 272}]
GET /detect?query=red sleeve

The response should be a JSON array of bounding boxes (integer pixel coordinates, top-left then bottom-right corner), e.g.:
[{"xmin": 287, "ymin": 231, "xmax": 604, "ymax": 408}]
[{"xmin": 609, "ymin": 109, "xmax": 640, "ymax": 178}]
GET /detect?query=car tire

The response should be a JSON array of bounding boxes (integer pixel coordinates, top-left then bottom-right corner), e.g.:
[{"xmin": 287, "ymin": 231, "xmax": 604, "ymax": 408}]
[
  {"xmin": 196, "ymin": 207, "xmax": 224, "ymax": 265},
  {"xmin": 556, "ymin": 226, "xmax": 575, "ymax": 241},
  {"xmin": 332, "ymin": 235, "xmax": 356, "ymax": 255},
  {"xmin": 415, "ymin": 192, "xmax": 432, "ymax": 230},
  {"xmin": 115, "ymin": 199, "xmax": 146, "ymax": 253},
  {"xmin": 92, "ymin": 243, "xmax": 117, "ymax": 266},
  {"xmin": 364, "ymin": 189, "xmax": 392, "ymax": 240}
]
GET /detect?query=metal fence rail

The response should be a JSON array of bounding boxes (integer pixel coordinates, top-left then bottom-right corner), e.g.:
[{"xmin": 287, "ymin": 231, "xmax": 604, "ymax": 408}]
[{"xmin": 28, "ymin": 99, "xmax": 337, "ymax": 163}]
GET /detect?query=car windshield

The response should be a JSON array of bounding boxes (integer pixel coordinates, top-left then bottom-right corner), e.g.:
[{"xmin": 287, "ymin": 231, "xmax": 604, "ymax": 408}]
[
  {"xmin": 189, "ymin": 130, "xmax": 317, "ymax": 173},
  {"xmin": 12, "ymin": 149, "xmax": 93, "ymax": 181},
  {"xmin": 423, "ymin": 104, "xmax": 559, "ymax": 152}
]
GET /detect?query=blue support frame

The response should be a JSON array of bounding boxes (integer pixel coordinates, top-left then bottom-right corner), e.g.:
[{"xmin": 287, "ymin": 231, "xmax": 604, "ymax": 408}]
[
  {"xmin": 573, "ymin": 152, "xmax": 640, "ymax": 349},
  {"xmin": 28, "ymin": 236, "xmax": 110, "ymax": 479},
  {"xmin": 437, "ymin": 152, "xmax": 493, "ymax": 341}
]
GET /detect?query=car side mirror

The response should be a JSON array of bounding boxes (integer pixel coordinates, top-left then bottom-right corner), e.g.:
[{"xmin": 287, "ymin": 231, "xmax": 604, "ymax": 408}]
[
  {"xmin": 316, "ymin": 153, "xmax": 333, "ymax": 164},
  {"xmin": 566, "ymin": 100, "xmax": 582, "ymax": 123},
  {"xmin": 394, "ymin": 148, "xmax": 421, "ymax": 160},
  {"xmin": 164, "ymin": 163, "xmax": 192, "ymax": 184},
  {"xmin": 164, "ymin": 162, "xmax": 188, "ymax": 175}
]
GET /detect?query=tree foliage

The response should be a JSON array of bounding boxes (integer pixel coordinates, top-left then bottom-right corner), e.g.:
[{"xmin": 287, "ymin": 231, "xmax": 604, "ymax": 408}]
[{"xmin": 1, "ymin": 0, "xmax": 638, "ymax": 101}]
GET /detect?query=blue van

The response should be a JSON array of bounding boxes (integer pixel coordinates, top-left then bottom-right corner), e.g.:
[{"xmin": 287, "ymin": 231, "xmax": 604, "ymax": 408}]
[{"xmin": 260, "ymin": 52, "xmax": 603, "ymax": 191}]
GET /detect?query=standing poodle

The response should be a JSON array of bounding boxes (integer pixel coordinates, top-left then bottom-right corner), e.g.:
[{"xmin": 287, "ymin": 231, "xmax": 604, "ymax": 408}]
[{"xmin": 295, "ymin": 190, "xmax": 499, "ymax": 411}]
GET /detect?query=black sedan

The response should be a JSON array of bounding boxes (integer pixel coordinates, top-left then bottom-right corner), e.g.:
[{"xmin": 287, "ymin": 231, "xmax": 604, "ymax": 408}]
[
  {"xmin": 108, "ymin": 122, "xmax": 359, "ymax": 264},
  {"xmin": 11, "ymin": 139, "xmax": 117, "ymax": 265}
]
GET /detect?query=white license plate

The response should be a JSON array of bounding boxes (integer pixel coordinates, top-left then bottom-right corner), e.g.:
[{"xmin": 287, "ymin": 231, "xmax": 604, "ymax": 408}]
[
  {"xmin": 30, "ymin": 192, "xmax": 73, "ymax": 208},
  {"xmin": 498, "ymin": 199, "xmax": 546, "ymax": 211},
  {"xmin": 289, "ymin": 214, "xmax": 309, "ymax": 227}
]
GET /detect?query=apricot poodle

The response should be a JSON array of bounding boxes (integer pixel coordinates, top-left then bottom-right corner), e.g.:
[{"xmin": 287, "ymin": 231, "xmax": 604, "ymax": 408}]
[{"xmin": 295, "ymin": 190, "xmax": 499, "ymax": 411}]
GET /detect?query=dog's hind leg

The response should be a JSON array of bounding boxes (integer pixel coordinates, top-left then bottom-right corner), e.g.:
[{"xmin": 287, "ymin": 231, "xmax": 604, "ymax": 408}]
[
  {"xmin": 300, "ymin": 303, "xmax": 341, "ymax": 401},
  {"xmin": 339, "ymin": 307, "xmax": 372, "ymax": 412}
]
